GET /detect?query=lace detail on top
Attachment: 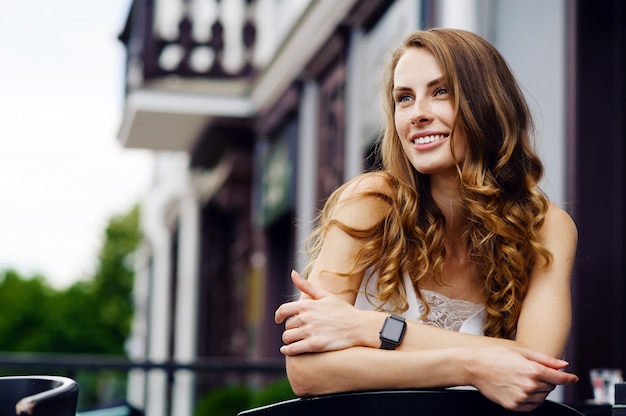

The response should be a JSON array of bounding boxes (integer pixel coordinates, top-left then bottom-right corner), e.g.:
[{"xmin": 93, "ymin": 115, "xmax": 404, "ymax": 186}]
[
  {"xmin": 417, "ymin": 290, "xmax": 485, "ymax": 332},
  {"xmin": 353, "ymin": 269, "xmax": 487, "ymax": 334}
]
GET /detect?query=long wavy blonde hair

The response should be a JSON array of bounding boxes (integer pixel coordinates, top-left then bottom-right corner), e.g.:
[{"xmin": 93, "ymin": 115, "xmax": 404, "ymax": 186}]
[{"xmin": 303, "ymin": 28, "xmax": 552, "ymax": 339}]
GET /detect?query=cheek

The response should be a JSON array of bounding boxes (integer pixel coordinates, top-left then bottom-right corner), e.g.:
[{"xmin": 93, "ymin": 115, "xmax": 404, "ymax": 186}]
[
  {"xmin": 452, "ymin": 132, "xmax": 468, "ymax": 161},
  {"xmin": 436, "ymin": 101, "xmax": 456, "ymax": 123},
  {"xmin": 394, "ymin": 110, "xmax": 408, "ymax": 136}
]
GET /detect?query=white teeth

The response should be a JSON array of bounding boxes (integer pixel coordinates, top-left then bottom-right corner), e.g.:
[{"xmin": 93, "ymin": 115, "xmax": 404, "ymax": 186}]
[{"xmin": 414, "ymin": 134, "xmax": 446, "ymax": 145}]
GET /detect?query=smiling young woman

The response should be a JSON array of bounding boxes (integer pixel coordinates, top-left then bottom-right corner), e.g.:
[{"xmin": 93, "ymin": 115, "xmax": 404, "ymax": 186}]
[
  {"xmin": 273, "ymin": 28, "xmax": 578, "ymax": 412},
  {"xmin": 393, "ymin": 48, "xmax": 467, "ymax": 177}
]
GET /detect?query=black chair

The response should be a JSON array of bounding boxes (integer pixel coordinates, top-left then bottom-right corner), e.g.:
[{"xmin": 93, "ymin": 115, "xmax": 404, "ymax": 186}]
[
  {"xmin": 615, "ymin": 383, "xmax": 626, "ymax": 416},
  {"xmin": 0, "ymin": 375, "xmax": 79, "ymax": 416},
  {"xmin": 238, "ymin": 389, "xmax": 584, "ymax": 416}
]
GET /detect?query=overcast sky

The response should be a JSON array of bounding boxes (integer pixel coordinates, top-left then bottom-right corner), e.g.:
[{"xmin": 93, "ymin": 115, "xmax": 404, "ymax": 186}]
[{"xmin": 0, "ymin": 0, "xmax": 153, "ymax": 288}]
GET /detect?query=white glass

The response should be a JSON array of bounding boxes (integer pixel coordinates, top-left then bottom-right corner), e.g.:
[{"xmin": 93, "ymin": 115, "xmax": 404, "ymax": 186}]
[{"xmin": 590, "ymin": 368, "xmax": 623, "ymax": 404}]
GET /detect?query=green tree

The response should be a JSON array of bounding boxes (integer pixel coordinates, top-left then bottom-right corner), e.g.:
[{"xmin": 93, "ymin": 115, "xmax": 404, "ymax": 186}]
[
  {"xmin": 77, "ymin": 204, "xmax": 141, "ymax": 354},
  {"xmin": 0, "ymin": 204, "xmax": 141, "ymax": 355},
  {"xmin": 0, "ymin": 270, "xmax": 56, "ymax": 351}
]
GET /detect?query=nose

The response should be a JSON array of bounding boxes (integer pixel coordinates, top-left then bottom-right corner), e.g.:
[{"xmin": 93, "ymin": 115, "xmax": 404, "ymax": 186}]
[{"xmin": 410, "ymin": 98, "xmax": 433, "ymax": 125}]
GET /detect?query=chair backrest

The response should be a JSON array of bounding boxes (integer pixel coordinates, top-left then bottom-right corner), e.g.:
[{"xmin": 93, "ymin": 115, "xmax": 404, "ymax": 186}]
[
  {"xmin": 0, "ymin": 375, "xmax": 79, "ymax": 416},
  {"xmin": 238, "ymin": 389, "xmax": 584, "ymax": 416}
]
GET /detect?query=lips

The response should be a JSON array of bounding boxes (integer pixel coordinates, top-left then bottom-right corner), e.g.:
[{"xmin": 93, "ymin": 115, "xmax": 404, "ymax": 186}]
[{"xmin": 413, "ymin": 134, "xmax": 449, "ymax": 145}]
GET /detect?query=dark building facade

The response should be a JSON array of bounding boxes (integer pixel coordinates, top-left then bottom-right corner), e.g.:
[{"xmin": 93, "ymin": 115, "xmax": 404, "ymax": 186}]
[{"xmin": 116, "ymin": 0, "xmax": 626, "ymax": 414}]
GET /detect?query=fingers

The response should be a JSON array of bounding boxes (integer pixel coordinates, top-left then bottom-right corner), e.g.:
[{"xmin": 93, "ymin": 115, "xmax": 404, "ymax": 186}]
[
  {"xmin": 511, "ymin": 383, "xmax": 557, "ymax": 411},
  {"xmin": 513, "ymin": 347, "xmax": 579, "ymax": 385},
  {"xmin": 474, "ymin": 346, "xmax": 579, "ymax": 411},
  {"xmin": 515, "ymin": 346, "xmax": 569, "ymax": 370},
  {"xmin": 491, "ymin": 380, "xmax": 556, "ymax": 412},
  {"xmin": 528, "ymin": 359, "xmax": 579, "ymax": 387},
  {"xmin": 280, "ymin": 322, "xmax": 317, "ymax": 356},
  {"xmin": 274, "ymin": 302, "xmax": 298, "ymax": 324},
  {"xmin": 280, "ymin": 341, "xmax": 303, "ymax": 356},
  {"xmin": 273, "ymin": 271, "xmax": 315, "ymax": 324},
  {"xmin": 290, "ymin": 270, "xmax": 329, "ymax": 300},
  {"xmin": 547, "ymin": 369, "xmax": 579, "ymax": 385},
  {"xmin": 281, "ymin": 325, "xmax": 302, "ymax": 347},
  {"xmin": 283, "ymin": 315, "xmax": 296, "ymax": 329},
  {"xmin": 516, "ymin": 348, "xmax": 578, "ymax": 385},
  {"xmin": 275, "ymin": 270, "xmax": 332, "ymax": 324}
]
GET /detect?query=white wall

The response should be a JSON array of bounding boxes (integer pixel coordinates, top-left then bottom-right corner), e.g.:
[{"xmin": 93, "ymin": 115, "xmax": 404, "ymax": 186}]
[
  {"xmin": 344, "ymin": 0, "xmax": 421, "ymax": 180},
  {"xmin": 491, "ymin": 0, "xmax": 568, "ymax": 207},
  {"xmin": 253, "ymin": 0, "xmax": 313, "ymax": 67},
  {"xmin": 437, "ymin": 0, "xmax": 568, "ymax": 207}
]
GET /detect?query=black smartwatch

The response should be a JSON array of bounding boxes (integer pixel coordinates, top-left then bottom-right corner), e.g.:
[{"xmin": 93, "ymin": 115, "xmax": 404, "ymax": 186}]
[{"xmin": 379, "ymin": 315, "xmax": 406, "ymax": 350}]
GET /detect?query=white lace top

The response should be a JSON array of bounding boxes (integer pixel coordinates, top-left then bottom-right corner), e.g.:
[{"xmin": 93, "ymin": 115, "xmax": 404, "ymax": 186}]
[{"xmin": 354, "ymin": 269, "xmax": 486, "ymax": 335}]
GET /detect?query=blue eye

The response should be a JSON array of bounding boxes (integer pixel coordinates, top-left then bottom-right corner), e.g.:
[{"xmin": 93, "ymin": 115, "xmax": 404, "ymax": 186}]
[
  {"xmin": 395, "ymin": 94, "xmax": 413, "ymax": 103},
  {"xmin": 434, "ymin": 87, "xmax": 448, "ymax": 96}
]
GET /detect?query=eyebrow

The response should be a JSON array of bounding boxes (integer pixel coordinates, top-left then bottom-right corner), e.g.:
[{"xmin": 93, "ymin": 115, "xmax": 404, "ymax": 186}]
[
  {"xmin": 426, "ymin": 76, "xmax": 446, "ymax": 87},
  {"xmin": 393, "ymin": 76, "xmax": 447, "ymax": 93}
]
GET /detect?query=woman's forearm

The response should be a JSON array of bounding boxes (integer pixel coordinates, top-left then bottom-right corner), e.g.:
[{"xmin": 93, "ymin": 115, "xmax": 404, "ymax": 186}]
[
  {"xmin": 285, "ymin": 344, "xmax": 578, "ymax": 411},
  {"xmin": 348, "ymin": 309, "xmax": 561, "ymax": 356},
  {"xmin": 278, "ymin": 271, "xmax": 571, "ymax": 360},
  {"xmin": 286, "ymin": 346, "xmax": 468, "ymax": 397}
]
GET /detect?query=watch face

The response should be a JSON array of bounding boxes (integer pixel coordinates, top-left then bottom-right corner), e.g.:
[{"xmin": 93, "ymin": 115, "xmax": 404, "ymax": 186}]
[{"xmin": 383, "ymin": 316, "xmax": 405, "ymax": 343}]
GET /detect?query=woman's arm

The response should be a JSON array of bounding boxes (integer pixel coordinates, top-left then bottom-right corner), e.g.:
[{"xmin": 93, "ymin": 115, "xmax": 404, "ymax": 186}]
[
  {"xmin": 277, "ymin": 203, "xmax": 577, "ymax": 358},
  {"xmin": 278, "ymin": 269, "xmax": 578, "ymax": 411},
  {"xmin": 275, "ymin": 175, "xmax": 578, "ymax": 408},
  {"xmin": 285, "ymin": 344, "xmax": 575, "ymax": 411},
  {"xmin": 515, "ymin": 203, "xmax": 578, "ymax": 357}
]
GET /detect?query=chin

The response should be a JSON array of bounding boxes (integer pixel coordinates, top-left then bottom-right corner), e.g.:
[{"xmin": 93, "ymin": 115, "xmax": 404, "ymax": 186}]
[{"xmin": 413, "ymin": 164, "xmax": 457, "ymax": 176}]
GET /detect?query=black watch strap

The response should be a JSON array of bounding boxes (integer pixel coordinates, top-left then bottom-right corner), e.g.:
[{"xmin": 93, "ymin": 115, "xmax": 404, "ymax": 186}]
[
  {"xmin": 379, "ymin": 315, "xmax": 407, "ymax": 350},
  {"xmin": 380, "ymin": 338, "xmax": 398, "ymax": 350}
]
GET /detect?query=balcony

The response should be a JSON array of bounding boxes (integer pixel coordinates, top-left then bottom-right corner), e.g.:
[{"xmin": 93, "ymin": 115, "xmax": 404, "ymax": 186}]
[{"xmin": 116, "ymin": 0, "xmax": 258, "ymax": 152}]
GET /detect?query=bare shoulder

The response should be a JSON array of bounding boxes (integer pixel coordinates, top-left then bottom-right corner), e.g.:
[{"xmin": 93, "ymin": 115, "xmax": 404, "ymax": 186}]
[
  {"xmin": 331, "ymin": 172, "xmax": 394, "ymax": 229},
  {"xmin": 539, "ymin": 202, "xmax": 578, "ymax": 258},
  {"xmin": 339, "ymin": 171, "xmax": 393, "ymax": 198},
  {"xmin": 542, "ymin": 203, "xmax": 577, "ymax": 239}
]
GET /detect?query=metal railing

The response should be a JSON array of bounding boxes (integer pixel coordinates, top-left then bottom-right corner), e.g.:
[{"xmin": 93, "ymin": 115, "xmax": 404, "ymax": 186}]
[
  {"xmin": 0, "ymin": 352, "xmax": 287, "ymax": 414},
  {"xmin": 0, "ymin": 352, "xmax": 286, "ymax": 375}
]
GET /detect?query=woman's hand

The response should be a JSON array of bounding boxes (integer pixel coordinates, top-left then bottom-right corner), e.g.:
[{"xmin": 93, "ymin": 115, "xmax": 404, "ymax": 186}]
[
  {"xmin": 275, "ymin": 270, "xmax": 375, "ymax": 355},
  {"xmin": 275, "ymin": 273, "xmax": 579, "ymax": 412},
  {"xmin": 465, "ymin": 345, "xmax": 578, "ymax": 411}
]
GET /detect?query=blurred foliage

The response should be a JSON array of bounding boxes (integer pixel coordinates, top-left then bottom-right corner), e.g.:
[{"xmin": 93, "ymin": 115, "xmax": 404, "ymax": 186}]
[
  {"xmin": 248, "ymin": 377, "xmax": 296, "ymax": 408},
  {"xmin": 194, "ymin": 378, "xmax": 295, "ymax": 416},
  {"xmin": 194, "ymin": 384, "xmax": 254, "ymax": 416},
  {"xmin": 0, "ymin": 204, "xmax": 141, "ymax": 355}
]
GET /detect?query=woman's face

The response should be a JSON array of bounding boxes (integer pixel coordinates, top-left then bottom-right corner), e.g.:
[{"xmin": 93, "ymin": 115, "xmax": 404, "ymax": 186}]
[{"xmin": 393, "ymin": 47, "xmax": 467, "ymax": 176}]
